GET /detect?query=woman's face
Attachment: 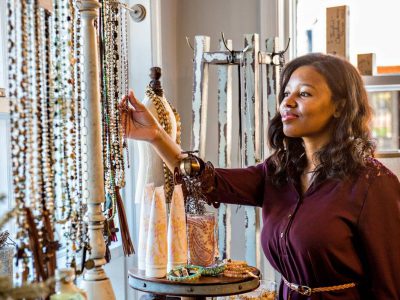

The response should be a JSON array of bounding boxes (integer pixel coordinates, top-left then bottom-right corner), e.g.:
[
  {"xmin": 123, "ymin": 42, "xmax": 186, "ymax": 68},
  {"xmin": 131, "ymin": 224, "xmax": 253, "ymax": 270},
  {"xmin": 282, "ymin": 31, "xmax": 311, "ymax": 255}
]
[{"xmin": 279, "ymin": 66, "xmax": 337, "ymax": 143}]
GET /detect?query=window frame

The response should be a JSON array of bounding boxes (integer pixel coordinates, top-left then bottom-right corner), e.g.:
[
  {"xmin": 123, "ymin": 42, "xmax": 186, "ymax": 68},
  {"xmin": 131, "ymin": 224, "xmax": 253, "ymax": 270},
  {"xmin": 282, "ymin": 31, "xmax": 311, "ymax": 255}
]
[{"xmin": 283, "ymin": 0, "xmax": 400, "ymax": 156}]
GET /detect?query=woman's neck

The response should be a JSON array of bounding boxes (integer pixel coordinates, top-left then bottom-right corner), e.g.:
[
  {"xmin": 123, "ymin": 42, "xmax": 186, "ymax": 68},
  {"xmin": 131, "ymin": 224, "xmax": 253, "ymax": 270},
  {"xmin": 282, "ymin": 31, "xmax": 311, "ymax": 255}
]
[{"xmin": 302, "ymin": 137, "xmax": 329, "ymax": 172}]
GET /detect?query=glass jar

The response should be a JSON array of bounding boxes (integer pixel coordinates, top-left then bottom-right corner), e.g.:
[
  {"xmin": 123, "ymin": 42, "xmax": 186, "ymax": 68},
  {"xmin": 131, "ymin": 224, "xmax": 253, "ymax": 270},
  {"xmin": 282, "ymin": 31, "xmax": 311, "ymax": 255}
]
[
  {"xmin": 186, "ymin": 212, "xmax": 216, "ymax": 267},
  {"xmin": 50, "ymin": 268, "xmax": 87, "ymax": 300}
]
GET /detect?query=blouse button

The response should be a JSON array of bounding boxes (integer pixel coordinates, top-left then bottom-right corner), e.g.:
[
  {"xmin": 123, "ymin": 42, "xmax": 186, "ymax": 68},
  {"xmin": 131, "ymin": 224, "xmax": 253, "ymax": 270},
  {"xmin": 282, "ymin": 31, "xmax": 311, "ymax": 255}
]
[
  {"xmin": 288, "ymin": 214, "xmax": 292, "ymax": 218},
  {"xmin": 280, "ymin": 232, "xmax": 284, "ymax": 238}
]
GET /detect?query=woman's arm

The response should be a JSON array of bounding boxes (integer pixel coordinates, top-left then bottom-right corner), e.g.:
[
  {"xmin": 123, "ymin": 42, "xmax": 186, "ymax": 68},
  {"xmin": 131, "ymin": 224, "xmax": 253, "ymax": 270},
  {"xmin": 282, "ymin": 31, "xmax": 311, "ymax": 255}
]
[
  {"xmin": 120, "ymin": 90, "xmax": 267, "ymax": 207},
  {"xmin": 357, "ymin": 172, "xmax": 400, "ymax": 298},
  {"xmin": 203, "ymin": 162, "xmax": 267, "ymax": 207}
]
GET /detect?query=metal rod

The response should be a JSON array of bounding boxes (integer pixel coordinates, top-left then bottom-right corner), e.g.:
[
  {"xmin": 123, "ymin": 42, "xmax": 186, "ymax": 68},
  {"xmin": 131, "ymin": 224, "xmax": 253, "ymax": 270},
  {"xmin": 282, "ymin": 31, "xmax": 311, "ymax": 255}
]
[{"xmin": 109, "ymin": 0, "xmax": 135, "ymax": 13}]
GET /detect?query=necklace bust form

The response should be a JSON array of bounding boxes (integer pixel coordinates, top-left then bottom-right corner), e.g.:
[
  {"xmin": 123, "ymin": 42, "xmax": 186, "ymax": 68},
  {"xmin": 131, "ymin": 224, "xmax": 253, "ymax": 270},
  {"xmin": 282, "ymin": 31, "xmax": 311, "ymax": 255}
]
[{"xmin": 135, "ymin": 67, "xmax": 181, "ymax": 203}]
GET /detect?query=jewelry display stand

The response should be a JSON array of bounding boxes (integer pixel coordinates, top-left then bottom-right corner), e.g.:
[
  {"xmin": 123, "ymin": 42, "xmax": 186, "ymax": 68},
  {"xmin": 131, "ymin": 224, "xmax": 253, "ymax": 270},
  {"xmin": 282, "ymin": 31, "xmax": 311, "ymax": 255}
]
[
  {"xmin": 79, "ymin": 1, "xmax": 115, "ymax": 299},
  {"xmin": 135, "ymin": 67, "xmax": 179, "ymax": 206},
  {"xmin": 190, "ymin": 34, "xmax": 286, "ymax": 267},
  {"xmin": 129, "ymin": 267, "xmax": 260, "ymax": 300}
]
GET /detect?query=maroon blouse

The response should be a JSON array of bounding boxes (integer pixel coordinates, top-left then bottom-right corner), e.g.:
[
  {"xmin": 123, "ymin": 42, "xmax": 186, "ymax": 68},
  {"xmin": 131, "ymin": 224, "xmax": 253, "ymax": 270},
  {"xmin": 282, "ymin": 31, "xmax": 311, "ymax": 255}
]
[{"xmin": 207, "ymin": 158, "xmax": 400, "ymax": 299}]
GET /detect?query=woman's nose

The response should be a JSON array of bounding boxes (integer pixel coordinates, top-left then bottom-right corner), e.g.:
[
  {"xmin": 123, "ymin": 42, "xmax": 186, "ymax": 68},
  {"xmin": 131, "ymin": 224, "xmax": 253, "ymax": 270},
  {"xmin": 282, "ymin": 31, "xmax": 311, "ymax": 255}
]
[{"xmin": 282, "ymin": 94, "xmax": 297, "ymax": 108}]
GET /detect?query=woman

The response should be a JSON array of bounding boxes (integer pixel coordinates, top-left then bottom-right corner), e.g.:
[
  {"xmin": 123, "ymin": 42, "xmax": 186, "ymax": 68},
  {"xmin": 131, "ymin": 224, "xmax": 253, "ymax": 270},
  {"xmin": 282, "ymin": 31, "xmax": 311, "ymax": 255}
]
[{"xmin": 120, "ymin": 53, "xmax": 400, "ymax": 299}]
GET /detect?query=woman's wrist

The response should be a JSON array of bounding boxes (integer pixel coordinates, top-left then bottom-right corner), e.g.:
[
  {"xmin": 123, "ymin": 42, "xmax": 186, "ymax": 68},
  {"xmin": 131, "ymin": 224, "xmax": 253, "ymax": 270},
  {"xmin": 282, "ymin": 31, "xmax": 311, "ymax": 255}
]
[
  {"xmin": 150, "ymin": 125, "xmax": 183, "ymax": 172},
  {"xmin": 150, "ymin": 124, "xmax": 164, "ymax": 144}
]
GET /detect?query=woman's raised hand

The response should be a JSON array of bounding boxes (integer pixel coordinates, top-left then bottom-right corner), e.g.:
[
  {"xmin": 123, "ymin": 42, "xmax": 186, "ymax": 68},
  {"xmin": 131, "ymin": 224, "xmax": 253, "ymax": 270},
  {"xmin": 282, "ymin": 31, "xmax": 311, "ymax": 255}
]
[{"xmin": 118, "ymin": 90, "xmax": 160, "ymax": 142}]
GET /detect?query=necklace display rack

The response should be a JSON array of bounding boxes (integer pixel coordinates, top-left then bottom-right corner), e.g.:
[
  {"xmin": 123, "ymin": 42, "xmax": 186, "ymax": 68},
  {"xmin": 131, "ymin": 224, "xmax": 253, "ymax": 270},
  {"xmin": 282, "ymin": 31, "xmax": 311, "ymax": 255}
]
[
  {"xmin": 6, "ymin": 0, "xmax": 89, "ymax": 291},
  {"xmin": 6, "ymin": 0, "xmax": 145, "ymax": 299},
  {"xmin": 188, "ymin": 33, "xmax": 289, "ymax": 268},
  {"xmin": 78, "ymin": 1, "xmax": 144, "ymax": 299}
]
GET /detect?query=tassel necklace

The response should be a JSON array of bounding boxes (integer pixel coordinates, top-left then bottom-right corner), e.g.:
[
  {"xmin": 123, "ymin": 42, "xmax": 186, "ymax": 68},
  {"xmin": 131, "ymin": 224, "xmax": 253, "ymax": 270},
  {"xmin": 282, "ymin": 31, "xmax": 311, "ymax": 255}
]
[{"xmin": 100, "ymin": 0, "xmax": 134, "ymax": 257}]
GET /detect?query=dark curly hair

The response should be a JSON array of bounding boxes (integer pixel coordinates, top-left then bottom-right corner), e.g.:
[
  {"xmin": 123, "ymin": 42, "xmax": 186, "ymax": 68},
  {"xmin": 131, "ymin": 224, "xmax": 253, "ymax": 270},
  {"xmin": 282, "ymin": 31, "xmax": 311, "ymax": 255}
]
[{"xmin": 268, "ymin": 53, "xmax": 375, "ymax": 187}]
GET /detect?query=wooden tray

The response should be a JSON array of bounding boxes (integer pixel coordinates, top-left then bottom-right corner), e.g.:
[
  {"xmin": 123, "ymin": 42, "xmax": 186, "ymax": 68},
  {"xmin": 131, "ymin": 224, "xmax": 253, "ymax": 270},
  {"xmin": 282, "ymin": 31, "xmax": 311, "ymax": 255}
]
[{"xmin": 128, "ymin": 268, "xmax": 260, "ymax": 297}]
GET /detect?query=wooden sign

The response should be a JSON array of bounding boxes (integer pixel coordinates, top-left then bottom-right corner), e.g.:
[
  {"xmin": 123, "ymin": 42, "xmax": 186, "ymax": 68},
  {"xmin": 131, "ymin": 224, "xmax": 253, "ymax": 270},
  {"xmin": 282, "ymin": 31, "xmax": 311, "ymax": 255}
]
[
  {"xmin": 326, "ymin": 5, "xmax": 349, "ymax": 59},
  {"xmin": 38, "ymin": 0, "xmax": 53, "ymax": 13},
  {"xmin": 357, "ymin": 53, "xmax": 376, "ymax": 76}
]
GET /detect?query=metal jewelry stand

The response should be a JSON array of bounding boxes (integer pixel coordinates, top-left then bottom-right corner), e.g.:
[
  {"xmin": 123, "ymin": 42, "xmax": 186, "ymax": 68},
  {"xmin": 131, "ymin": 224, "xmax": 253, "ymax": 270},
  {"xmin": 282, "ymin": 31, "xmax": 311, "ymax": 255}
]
[{"xmin": 189, "ymin": 33, "xmax": 288, "ymax": 267}]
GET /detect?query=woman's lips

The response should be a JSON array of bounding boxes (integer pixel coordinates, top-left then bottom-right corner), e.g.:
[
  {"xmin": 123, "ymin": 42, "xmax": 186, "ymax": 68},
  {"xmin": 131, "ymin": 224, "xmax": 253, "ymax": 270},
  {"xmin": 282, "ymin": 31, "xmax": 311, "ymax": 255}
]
[{"xmin": 281, "ymin": 112, "xmax": 299, "ymax": 122}]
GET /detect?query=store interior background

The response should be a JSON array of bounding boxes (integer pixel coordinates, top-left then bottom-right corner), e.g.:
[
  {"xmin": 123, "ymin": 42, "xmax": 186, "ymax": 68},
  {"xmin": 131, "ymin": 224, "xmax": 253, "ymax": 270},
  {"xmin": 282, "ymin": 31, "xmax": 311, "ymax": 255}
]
[{"xmin": 1, "ymin": 0, "xmax": 399, "ymax": 299}]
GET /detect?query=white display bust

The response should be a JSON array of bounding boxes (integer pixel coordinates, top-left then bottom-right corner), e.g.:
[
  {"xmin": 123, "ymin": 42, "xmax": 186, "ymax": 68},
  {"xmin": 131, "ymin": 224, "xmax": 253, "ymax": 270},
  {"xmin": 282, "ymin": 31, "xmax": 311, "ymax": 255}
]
[{"xmin": 135, "ymin": 67, "xmax": 178, "ymax": 204}]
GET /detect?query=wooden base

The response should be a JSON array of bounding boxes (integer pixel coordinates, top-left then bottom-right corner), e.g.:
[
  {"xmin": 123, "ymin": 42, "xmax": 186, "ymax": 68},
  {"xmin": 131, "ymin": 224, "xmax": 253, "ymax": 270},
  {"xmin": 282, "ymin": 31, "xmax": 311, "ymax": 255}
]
[
  {"xmin": 139, "ymin": 294, "xmax": 166, "ymax": 300},
  {"xmin": 129, "ymin": 267, "xmax": 259, "ymax": 299}
]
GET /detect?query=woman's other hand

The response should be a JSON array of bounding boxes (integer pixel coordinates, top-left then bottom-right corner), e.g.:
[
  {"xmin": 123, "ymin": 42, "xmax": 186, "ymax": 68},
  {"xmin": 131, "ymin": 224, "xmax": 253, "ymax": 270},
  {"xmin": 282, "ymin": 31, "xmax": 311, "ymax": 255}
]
[{"xmin": 119, "ymin": 90, "xmax": 160, "ymax": 143}]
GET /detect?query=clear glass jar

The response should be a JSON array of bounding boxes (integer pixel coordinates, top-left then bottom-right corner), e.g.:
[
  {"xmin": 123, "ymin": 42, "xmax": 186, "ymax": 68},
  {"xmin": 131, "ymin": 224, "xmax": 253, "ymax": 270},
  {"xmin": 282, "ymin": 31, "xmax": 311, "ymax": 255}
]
[
  {"xmin": 50, "ymin": 268, "xmax": 87, "ymax": 300},
  {"xmin": 186, "ymin": 212, "xmax": 216, "ymax": 267}
]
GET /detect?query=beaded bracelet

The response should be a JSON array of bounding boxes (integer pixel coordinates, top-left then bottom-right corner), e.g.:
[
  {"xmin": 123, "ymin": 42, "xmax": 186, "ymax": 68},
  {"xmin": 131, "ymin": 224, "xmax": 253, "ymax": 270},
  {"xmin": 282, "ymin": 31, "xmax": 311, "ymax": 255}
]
[
  {"xmin": 223, "ymin": 264, "xmax": 259, "ymax": 279},
  {"xmin": 201, "ymin": 264, "xmax": 226, "ymax": 276},
  {"xmin": 167, "ymin": 265, "xmax": 203, "ymax": 282}
]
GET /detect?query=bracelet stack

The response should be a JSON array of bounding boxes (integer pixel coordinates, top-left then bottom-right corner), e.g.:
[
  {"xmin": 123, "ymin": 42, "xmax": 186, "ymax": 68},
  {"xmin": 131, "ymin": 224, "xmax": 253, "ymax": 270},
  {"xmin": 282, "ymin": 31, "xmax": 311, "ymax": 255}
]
[
  {"xmin": 166, "ymin": 260, "xmax": 258, "ymax": 281},
  {"xmin": 223, "ymin": 260, "xmax": 259, "ymax": 279},
  {"xmin": 167, "ymin": 265, "xmax": 202, "ymax": 282},
  {"xmin": 201, "ymin": 263, "xmax": 226, "ymax": 276}
]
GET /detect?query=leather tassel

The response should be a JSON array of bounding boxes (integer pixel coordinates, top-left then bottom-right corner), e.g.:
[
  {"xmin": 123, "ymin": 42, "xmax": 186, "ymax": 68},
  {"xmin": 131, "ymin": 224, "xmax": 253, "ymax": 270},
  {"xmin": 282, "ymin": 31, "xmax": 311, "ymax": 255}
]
[
  {"xmin": 115, "ymin": 186, "xmax": 135, "ymax": 256},
  {"xmin": 42, "ymin": 211, "xmax": 57, "ymax": 279},
  {"xmin": 25, "ymin": 207, "xmax": 47, "ymax": 281},
  {"xmin": 109, "ymin": 219, "xmax": 118, "ymax": 243}
]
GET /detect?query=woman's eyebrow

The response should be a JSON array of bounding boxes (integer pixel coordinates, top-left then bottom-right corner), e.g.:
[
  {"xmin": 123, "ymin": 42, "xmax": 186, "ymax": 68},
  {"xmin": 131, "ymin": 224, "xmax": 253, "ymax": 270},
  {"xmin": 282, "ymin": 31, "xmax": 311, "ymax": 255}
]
[{"xmin": 285, "ymin": 83, "xmax": 316, "ymax": 90}]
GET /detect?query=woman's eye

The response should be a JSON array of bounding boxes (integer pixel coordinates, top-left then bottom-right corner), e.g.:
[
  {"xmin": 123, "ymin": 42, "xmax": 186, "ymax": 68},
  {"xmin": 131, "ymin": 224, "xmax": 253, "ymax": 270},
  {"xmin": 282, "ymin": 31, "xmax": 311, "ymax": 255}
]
[
  {"xmin": 283, "ymin": 91, "xmax": 290, "ymax": 98},
  {"xmin": 300, "ymin": 91, "xmax": 311, "ymax": 97}
]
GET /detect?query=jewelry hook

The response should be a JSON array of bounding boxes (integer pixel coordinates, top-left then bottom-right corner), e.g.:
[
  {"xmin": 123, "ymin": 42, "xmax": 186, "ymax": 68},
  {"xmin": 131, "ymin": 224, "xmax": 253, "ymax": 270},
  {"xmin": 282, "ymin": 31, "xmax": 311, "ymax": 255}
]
[
  {"xmin": 185, "ymin": 36, "xmax": 194, "ymax": 51},
  {"xmin": 282, "ymin": 38, "xmax": 291, "ymax": 54},
  {"xmin": 221, "ymin": 32, "xmax": 233, "ymax": 53},
  {"xmin": 109, "ymin": 1, "xmax": 146, "ymax": 22}
]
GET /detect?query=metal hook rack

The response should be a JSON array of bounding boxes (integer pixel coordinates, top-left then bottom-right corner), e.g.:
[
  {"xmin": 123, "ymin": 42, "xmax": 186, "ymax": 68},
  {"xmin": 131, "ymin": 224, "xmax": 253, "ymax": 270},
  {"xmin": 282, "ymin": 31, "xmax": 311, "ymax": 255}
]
[
  {"xmin": 185, "ymin": 36, "xmax": 195, "ymax": 51},
  {"xmin": 109, "ymin": 1, "xmax": 147, "ymax": 22},
  {"xmin": 271, "ymin": 38, "xmax": 291, "ymax": 66}
]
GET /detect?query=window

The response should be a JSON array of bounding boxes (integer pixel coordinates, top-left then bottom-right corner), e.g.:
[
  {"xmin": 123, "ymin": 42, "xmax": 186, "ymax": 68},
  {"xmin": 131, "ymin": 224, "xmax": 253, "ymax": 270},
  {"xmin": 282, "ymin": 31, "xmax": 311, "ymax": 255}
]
[
  {"xmin": 290, "ymin": 0, "xmax": 400, "ymax": 153},
  {"xmin": 295, "ymin": 0, "xmax": 400, "ymax": 67},
  {"xmin": 365, "ymin": 75, "xmax": 400, "ymax": 152}
]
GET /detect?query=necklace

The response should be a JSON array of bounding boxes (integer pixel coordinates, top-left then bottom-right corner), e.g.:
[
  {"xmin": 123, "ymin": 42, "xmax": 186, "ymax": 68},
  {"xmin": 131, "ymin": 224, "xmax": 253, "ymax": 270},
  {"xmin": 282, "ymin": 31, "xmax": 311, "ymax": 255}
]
[
  {"xmin": 7, "ymin": 0, "xmax": 91, "ymax": 283},
  {"xmin": 100, "ymin": 0, "xmax": 134, "ymax": 256}
]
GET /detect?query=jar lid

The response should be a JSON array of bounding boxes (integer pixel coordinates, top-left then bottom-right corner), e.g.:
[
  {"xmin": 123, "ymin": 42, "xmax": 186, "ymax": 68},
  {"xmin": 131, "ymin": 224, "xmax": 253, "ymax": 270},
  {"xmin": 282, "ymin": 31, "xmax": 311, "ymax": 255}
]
[{"xmin": 55, "ymin": 268, "xmax": 75, "ymax": 282}]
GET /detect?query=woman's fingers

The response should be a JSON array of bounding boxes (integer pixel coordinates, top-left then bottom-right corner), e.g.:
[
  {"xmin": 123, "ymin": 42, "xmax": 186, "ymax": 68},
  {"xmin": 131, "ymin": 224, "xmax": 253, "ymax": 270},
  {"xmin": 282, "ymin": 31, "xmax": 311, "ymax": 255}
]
[
  {"xmin": 128, "ymin": 90, "xmax": 144, "ymax": 109},
  {"xmin": 118, "ymin": 95, "xmax": 129, "ymax": 111}
]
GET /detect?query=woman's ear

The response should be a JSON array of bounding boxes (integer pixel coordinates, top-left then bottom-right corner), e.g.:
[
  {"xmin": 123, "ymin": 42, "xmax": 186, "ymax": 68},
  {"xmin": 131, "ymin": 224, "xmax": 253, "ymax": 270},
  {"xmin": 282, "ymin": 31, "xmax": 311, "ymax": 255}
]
[{"xmin": 333, "ymin": 100, "xmax": 345, "ymax": 118}]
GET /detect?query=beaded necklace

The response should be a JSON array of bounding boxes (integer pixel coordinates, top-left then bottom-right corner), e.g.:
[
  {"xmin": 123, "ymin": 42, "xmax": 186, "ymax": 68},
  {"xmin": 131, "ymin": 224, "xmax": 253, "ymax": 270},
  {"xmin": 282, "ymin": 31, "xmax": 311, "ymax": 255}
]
[
  {"xmin": 16, "ymin": 0, "xmax": 34, "ymax": 283},
  {"xmin": 100, "ymin": 0, "xmax": 134, "ymax": 256},
  {"xmin": 7, "ymin": 0, "xmax": 87, "ymax": 282},
  {"xmin": 51, "ymin": 0, "xmax": 87, "ymax": 268},
  {"xmin": 72, "ymin": 0, "xmax": 87, "ymax": 259},
  {"xmin": 34, "ymin": 1, "xmax": 57, "ymax": 280},
  {"xmin": 8, "ymin": 0, "xmax": 58, "ymax": 284}
]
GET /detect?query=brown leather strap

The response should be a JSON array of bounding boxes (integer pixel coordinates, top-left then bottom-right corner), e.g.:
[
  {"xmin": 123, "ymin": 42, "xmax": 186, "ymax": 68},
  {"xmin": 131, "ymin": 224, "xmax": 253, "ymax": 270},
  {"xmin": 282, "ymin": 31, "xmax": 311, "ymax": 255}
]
[{"xmin": 283, "ymin": 276, "xmax": 356, "ymax": 296}]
